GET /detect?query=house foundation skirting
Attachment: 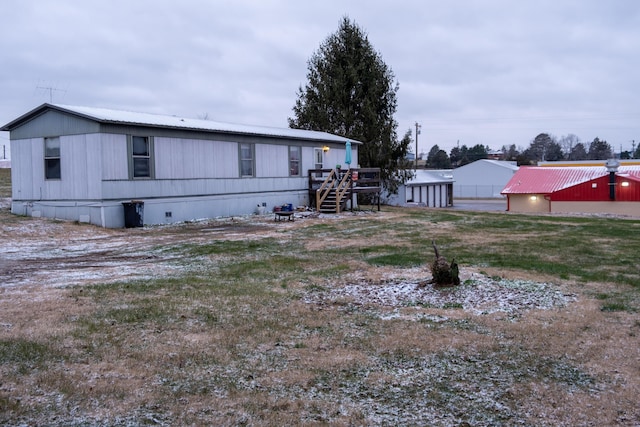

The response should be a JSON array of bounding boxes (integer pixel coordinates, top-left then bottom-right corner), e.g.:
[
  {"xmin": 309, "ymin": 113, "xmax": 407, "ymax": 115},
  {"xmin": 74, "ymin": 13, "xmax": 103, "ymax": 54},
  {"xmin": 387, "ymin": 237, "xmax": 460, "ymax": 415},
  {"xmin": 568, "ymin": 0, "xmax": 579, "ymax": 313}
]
[{"xmin": 11, "ymin": 190, "xmax": 310, "ymax": 228}]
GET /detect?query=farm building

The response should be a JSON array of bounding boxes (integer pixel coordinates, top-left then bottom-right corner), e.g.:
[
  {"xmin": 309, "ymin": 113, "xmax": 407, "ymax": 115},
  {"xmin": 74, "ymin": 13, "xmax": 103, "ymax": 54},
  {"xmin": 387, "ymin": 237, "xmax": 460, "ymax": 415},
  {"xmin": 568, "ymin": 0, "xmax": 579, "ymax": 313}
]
[
  {"xmin": 452, "ymin": 159, "xmax": 518, "ymax": 198},
  {"xmin": 384, "ymin": 169, "xmax": 454, "ymax": 208},
  {"xmin": 501, "ymin": 161, "xmax": 640, "ymax": 216},
  {"xmin": 539, "ymin": 160, "xmax": 640, "ymax": 168},
  {"xmin": 1, "ymin": 103, "xmax": 362, "ymax": 228}
]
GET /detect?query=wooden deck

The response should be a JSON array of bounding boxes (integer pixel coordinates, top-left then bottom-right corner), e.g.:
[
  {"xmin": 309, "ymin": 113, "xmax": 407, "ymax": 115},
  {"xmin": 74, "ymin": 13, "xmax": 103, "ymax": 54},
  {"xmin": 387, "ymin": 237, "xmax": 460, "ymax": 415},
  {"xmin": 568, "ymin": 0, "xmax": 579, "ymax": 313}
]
[{"xmin": 308, "ymin": 167, "xmax": 381, "ymax": 213}]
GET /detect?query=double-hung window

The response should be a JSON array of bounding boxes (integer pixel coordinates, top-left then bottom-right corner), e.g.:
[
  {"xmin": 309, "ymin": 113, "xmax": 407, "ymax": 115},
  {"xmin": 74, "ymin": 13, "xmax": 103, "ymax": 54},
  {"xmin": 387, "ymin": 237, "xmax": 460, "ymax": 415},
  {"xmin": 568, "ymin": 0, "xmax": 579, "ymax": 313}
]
[
  {"xmin": 128, "ymin": 136, "xmax": 154, "ymax": 179},
  {"xmin": 239, "ymin": 143, "xmax": 255, "ymax": 177},
  {"xmin": 289, "ymin": 146, "xmax": 301, "ymax": 176},
  {"xmin": 44, "ymin": 137, "xmax": 61, "ymax": 180}
]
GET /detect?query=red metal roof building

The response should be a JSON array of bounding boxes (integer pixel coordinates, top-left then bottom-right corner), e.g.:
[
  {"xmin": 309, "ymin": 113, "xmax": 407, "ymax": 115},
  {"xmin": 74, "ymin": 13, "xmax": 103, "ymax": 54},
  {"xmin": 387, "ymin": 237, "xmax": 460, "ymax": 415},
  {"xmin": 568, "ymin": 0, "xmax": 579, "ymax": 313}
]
[{"xmin": 501, "ymin": 165, "xmax": 640, "ymax": 216}]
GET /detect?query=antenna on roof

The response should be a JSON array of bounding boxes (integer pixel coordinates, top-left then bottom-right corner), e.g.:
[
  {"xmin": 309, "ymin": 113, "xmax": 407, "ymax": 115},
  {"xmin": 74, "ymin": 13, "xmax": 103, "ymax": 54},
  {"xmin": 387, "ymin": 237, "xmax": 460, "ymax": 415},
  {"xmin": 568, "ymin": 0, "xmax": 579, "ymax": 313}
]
[{"xmin": 35, "ymin": 81, "xmax": 67, "ymax": 103}]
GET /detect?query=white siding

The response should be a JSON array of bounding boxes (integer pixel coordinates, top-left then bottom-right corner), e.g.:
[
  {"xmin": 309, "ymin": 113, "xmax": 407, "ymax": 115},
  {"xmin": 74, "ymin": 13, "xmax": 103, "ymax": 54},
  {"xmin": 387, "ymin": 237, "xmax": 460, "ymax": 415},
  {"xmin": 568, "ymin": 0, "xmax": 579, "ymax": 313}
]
[
  {"xmin": 299, "ymin": 146, "xmax": 358, "ymax": 173},
  {"xmin": 256, "ymin": 144, "xmax": 288, "ymax": 177},
  {"xmin": 63, "ymin": 134, "xmax": 102, "ymax": 199},
  {"xmin": 387, "ymin": 183, "xmax": 451, "ymax": 208},
  {"xmin": 11, "ymin": 138, "xmax": 36, "ymax": 200},
  {"xmin": 101, "ymin": 133, "xmax": 128, "ymax": 180},
  {"xmin": 303, "ymin": 147, "xmax": 324, "ymax": 170},
  {"xmin": 453, "ymin": 160, "xmax": 518, "ymax": 198},
  {"xmin": 155, "ymin": 137, "xmax": 238, "ymax": 179}
]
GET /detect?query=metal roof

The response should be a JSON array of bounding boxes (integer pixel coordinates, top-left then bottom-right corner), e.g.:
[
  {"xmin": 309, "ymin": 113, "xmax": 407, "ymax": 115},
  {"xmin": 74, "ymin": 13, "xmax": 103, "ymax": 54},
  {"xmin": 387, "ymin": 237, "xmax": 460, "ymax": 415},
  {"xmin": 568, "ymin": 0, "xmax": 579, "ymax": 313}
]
[
  {"xmin": 406, "ymin": 169, "xmax": 454, "ymax": 185},
  {"xmin": 501, "ymin": 166, "xmax": 640, "ymax": 194},
  {"xmin": 480, "ymin": 159, "xmax": 520, "ymax": 171},
  {"xmin": 1, "ymin": 103, "xmax": 362, "ymax": 145}
]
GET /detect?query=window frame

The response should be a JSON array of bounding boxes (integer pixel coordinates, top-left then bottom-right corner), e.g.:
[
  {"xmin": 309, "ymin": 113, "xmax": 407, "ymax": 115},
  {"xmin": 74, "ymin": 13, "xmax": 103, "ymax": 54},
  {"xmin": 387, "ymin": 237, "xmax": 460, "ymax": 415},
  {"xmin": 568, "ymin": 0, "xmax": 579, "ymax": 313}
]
[
  {"xmin": 127, "ymin": 135, "xmax": 155, "ymax": 179},
  {"xmin": 313, "ymin": 147, "xmax": 324, "ymax": 177},
  {"xmin": 44, "ymin": 136, "xmax": 61, "ymax": 180},
  {"xmin": 289, "ymin": 145, "xmax": 301, "ymax": 177},
  {"xmin": 239, "ymin": 143, "xmax": 255, "ymax": 177}
]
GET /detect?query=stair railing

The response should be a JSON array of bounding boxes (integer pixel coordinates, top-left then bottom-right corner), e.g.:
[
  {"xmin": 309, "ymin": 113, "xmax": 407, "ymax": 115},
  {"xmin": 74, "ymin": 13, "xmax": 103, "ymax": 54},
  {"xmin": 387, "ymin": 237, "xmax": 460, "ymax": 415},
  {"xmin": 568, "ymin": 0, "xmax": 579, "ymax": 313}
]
[
  {"xmin": 315, "ymin": 168, "xmax": 353, "ymax": 213},
  {"xmin": 334, "ymin": 169, "xmax": 352, "ymax": 213},
  {"xmin": 316, "ymin": 169, "xmax": 337, "ymax": 211}
]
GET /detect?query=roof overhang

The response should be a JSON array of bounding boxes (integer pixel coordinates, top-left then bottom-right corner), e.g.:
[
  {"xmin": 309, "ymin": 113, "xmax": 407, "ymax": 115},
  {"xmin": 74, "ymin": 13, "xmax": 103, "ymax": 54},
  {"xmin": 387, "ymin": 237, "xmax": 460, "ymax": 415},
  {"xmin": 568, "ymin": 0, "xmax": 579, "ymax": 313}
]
[{"xmin": 1, "ymin": 103, "xmax": 364, "ymax": 145}]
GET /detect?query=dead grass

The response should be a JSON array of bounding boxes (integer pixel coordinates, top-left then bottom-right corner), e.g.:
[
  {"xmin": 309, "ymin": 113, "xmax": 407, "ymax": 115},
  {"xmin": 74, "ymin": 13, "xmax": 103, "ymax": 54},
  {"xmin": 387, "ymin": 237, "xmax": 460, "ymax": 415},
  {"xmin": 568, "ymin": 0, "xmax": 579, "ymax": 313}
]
[
  {"xmin": 0, "ymin": 207, "xmax": 639, "ymax": 425},
  {"xmin": 0, "ymin": 168, "xmax": 10, "ymax": 198}
]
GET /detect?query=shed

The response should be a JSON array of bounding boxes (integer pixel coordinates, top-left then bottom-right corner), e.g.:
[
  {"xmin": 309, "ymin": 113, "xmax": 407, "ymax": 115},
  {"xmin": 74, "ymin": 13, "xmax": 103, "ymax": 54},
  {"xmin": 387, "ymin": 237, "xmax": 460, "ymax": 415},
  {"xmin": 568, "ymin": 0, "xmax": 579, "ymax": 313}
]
[
  {"xmin": 1, "ymin": 103, "xmax": 361, "ymax": 227},
  {"xmin": 501, "ymin": 164, "xmax": 640, "ymax": 216},
  {"xmin": 384, "ymin": 169, "xmax": 454, "ymax": 208},
  {"xmin": 452, "ymin": 159, "xmax": 518, "ymax": 198}
]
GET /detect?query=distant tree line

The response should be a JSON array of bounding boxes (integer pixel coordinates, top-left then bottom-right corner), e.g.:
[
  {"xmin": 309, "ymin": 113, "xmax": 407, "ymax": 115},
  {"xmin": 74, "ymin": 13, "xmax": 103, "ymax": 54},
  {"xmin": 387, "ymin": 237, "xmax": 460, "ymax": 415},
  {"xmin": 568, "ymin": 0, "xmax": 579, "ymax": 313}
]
[{"xmin": 419, "ymin": 133, "xmax": 632, "ymax": 169}]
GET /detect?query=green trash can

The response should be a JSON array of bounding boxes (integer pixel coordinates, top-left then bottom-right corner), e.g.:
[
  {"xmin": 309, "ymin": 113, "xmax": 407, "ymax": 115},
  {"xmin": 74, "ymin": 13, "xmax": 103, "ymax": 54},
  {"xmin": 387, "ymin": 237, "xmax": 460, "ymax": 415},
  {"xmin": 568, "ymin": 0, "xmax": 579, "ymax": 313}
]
[{"xmin": 122, "ymin": 200, "xmax": 144, "ymax": 228}]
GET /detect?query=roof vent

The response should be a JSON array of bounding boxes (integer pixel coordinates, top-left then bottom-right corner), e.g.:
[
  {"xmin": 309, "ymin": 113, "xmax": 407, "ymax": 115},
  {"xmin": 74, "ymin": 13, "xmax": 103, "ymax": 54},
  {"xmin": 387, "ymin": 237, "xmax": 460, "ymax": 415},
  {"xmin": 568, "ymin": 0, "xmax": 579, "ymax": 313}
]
[{"xmin": 605, "ymin": 159, "xmax": 620, "ymax": 200}]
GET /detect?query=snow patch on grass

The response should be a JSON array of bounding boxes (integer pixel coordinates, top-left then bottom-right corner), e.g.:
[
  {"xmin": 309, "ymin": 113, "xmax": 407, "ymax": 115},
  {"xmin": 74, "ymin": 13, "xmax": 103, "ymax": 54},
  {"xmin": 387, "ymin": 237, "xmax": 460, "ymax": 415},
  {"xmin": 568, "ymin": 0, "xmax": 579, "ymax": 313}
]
[{"xmin": 306, "ymin": 270, "xmax": 576, "ymax": 318}]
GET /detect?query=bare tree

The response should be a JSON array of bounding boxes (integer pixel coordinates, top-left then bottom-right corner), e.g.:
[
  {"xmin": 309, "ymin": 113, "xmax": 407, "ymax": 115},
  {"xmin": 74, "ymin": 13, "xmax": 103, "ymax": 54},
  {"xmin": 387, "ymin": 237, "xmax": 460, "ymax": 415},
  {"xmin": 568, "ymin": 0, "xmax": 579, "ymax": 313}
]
[{"xmin": 559, "ymin": 134, "xmax": 580, "ymax": 160}]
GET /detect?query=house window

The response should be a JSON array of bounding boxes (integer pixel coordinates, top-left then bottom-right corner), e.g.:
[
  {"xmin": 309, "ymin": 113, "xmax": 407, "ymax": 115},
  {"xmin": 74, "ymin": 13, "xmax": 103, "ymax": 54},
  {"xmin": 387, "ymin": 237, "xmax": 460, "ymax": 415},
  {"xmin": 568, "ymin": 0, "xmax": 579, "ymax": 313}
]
[
  {"xmin": 289, "ymin": 146, "xmax": 301, "ymax": 176},
  {"xmin": 128, "ymin": 136, "xmax": 154, "ymax": 179},
  {"xmin": 314, "ymin": 147, "xmax": 324, "ymax": 177},
  {"xmin": 44, "ymin": 137, "xmax": 61, "ymax": 180},
  {"xmin": 240, "ymin": 143, "xmax": 255, "ymax": 177}
]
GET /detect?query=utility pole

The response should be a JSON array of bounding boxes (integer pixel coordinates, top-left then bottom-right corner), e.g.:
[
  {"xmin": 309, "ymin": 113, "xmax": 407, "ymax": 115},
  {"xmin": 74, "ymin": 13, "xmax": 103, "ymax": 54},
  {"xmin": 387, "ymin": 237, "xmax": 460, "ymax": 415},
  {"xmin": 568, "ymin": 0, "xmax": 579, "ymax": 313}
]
[
  {"xmin": 632, "ymin": 140, "xmax": 636, "ymax": 159},
  {"xmin": 415, "ymin": 122, "xmax": 421, "ymax": 170}
]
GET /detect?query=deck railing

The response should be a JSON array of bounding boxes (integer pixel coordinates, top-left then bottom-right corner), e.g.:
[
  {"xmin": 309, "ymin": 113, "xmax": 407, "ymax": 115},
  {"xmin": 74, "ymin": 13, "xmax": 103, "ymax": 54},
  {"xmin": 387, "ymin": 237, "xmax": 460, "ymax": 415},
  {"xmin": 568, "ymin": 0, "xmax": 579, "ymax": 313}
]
[{"xmin": 308, "ymin": 167, "xmax": 382, "ymax": 212}]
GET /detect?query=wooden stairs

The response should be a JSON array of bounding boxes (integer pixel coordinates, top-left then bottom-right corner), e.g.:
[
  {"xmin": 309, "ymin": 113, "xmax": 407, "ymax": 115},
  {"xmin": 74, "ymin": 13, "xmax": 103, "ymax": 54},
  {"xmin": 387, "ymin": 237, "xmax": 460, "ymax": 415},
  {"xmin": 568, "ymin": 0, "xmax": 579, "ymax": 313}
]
[
  {"xmin": 318, "ymin": 188, "xmax": 351, "ymax": 213},
  {"xmin": 315, "ymin": 168, "xmax": 352, "ymax": 214},
  {"xmin": 308, "ymin": 167, "xmax": 382, "ymax": 214}
]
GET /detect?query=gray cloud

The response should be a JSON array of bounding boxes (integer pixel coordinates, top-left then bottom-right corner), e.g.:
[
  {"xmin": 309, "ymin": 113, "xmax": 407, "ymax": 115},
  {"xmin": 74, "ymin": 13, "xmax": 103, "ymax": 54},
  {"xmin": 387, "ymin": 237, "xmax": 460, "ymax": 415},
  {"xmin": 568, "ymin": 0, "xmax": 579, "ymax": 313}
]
[{"xmin": 1, "ymin": 0, "xmax": 639, "ymax": 156}]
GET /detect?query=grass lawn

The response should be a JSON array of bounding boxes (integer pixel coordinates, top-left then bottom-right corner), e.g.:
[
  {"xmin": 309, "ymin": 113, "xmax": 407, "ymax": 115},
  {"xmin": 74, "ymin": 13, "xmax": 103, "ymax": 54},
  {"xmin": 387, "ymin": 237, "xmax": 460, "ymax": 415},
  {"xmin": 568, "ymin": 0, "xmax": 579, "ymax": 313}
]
[{"xmin": 0, "ymin": 197, "xmax": 639, "ymax": 425}]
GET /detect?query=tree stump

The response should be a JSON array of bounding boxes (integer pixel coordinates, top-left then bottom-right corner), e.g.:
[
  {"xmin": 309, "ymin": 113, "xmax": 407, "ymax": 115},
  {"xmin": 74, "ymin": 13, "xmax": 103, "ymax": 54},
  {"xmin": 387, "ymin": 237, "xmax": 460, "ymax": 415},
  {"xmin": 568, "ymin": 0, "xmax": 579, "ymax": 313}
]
[{"xmin": 429, "ymin": 240, "xmax": 460, "ymax": 287}]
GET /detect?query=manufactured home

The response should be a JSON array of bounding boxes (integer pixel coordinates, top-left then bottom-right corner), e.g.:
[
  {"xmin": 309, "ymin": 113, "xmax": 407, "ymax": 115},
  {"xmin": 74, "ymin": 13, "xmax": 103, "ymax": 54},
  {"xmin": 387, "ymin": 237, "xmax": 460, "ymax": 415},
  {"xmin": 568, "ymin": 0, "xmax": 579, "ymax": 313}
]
[{"xmin": 1, "ymin": 104, "xmax": 362, "ymax": 227}]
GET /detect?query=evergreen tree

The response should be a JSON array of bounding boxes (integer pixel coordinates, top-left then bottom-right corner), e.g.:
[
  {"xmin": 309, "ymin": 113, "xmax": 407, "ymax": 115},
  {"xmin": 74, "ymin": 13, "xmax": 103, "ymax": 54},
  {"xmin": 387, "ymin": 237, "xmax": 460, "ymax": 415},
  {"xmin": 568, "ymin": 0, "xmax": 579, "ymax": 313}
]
[
  {"xmin": 587, "ymin": 137, "xmax": 613, "ymax": 160},
  {"xmin": 432, "ymin": 150, "xmax": 452, "ymax": 169},
  {"xmin": 398, "ymin": 129, "xmax": 415, "ymax": 169},
  {"xmin": 570, "ymin": 142, "xmax": 588, "ymax": 160},
  {"xmin": 452, "ymin": 144, "xmax": 471, "ymax": 166},
  {"xmin": 466, "ymin": 144, "xmax": 488, "ymax": 162},
  {"xmin": 426, "ymin": 145, "xmax": 451, "ymax": 169},
  {"xmin": 525, "ymin": 133, "xmax": 552, "ymax": 162},
  {"xmin": 449, "ymin": 146, "xmax": 462, "ymax": 167},
  {"xmin": 545, "ymin": 141, "xmax": 565, "ymax": 161},
  {"xmin": 522, "ymin": 133, "xmax": 565, "ymax": 163},
  {"xmin": 288, "ymin": 16, "xmax": 411, "ymax": 193},
  {"xmin": 426, "ymin": 144, "xmax": 440, "ymax": 167}
]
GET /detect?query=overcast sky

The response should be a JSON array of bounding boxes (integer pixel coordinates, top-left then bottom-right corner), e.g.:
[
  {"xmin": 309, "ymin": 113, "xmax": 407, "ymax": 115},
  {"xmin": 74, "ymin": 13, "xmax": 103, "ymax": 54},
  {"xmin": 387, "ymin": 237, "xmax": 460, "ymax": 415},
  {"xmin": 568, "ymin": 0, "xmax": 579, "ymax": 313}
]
[{"xmin": 1, "ymin": 0, "xmax": 639, "ymax": 159}]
